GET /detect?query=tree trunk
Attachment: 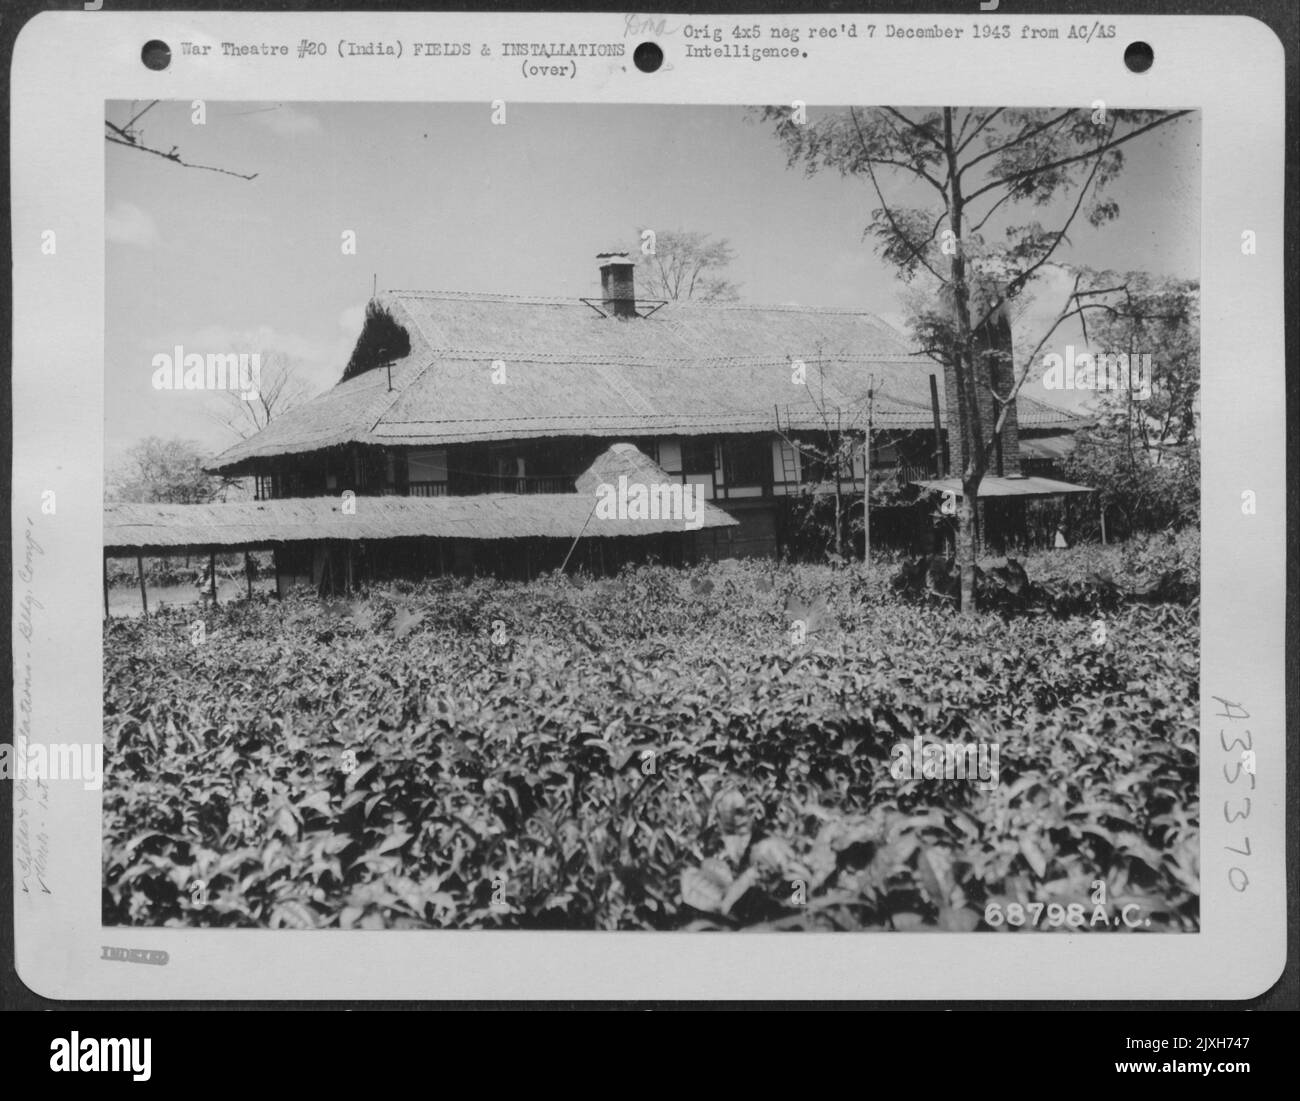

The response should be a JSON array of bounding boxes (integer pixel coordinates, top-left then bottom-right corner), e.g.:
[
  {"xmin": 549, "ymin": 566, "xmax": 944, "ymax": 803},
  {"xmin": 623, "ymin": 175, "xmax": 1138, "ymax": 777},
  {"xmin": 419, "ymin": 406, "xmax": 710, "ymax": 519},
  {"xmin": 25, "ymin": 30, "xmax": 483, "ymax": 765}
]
[
  {"xmin": 862, "ymin": 434, "xmax": 870, "ymax": 566},
  {"xmin": 943, "ymin": 106, "xmax": 983, "ymax": 615},
  {"xmin": 959, "ymin": 480, "xmax": 979, "ymax": 611},
  {"xmin": 833, "ymin": 487, "xmax": 842, "ymax": 559}
]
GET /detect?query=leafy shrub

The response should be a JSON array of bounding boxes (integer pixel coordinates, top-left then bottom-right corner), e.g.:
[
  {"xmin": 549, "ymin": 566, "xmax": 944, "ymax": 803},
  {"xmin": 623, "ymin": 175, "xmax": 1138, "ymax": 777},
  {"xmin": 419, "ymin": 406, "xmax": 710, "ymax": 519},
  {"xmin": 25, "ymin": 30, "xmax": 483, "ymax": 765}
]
[
  {"xmin": 892, "ymin": 528, "xmax": 1200, "ymax": 615},
  {"xmin": 1064, "ymin": 423, "xmax": 1199, "ymax": 539},
  {"xmin": 103, "ymin": 543, "xmax": 1198, "ymax": 931}
]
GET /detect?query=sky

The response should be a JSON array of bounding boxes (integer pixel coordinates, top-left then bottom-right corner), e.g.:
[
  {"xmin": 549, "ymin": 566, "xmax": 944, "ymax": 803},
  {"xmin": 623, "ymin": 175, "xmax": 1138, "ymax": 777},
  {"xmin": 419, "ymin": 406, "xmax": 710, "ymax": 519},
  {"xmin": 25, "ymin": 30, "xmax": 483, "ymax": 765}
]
[{"xmin": 105, "ymin": 102, "xmax": 1200, "ymax": 465}]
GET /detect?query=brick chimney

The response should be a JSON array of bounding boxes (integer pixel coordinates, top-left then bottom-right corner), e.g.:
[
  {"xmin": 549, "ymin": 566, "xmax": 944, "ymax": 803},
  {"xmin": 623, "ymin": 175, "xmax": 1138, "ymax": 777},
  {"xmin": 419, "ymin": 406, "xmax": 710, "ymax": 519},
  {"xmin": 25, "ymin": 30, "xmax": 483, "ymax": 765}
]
[
  {"xmin": 943, "ymin": 291, "xmax": 1021, "ymax": 478},
  {"xmin": 597, "ymin": 251, "xmax": 637, "ymax": 319}
]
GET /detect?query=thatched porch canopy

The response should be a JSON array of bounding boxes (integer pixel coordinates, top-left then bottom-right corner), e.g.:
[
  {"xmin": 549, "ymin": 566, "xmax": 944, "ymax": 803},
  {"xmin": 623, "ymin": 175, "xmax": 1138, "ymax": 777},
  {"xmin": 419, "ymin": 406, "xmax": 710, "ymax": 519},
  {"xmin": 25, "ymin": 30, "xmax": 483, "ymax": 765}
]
[
  {"xmin": 104, "ymin": 492, "xmax": 737, "ymax": 554},
  {"xmin": 106, "ymin": 445, "xmax": 737, "ymax": 555}
]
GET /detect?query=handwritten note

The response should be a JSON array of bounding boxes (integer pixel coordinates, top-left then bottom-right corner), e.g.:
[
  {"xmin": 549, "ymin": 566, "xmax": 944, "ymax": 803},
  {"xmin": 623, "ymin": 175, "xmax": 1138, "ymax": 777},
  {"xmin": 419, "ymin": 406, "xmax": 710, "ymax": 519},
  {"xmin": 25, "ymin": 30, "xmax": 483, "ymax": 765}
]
[{"xmin": 15, "ymin": 518, "xmax": 51, "ymax": 896}]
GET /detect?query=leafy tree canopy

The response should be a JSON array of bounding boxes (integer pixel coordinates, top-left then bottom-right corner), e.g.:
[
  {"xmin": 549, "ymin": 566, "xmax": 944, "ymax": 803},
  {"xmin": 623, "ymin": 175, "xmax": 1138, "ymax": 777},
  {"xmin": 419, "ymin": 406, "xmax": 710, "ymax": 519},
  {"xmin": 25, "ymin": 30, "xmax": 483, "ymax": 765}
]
[{"xmin": 108, "ymin": 437, "xmax": 231, "ymax": 504}]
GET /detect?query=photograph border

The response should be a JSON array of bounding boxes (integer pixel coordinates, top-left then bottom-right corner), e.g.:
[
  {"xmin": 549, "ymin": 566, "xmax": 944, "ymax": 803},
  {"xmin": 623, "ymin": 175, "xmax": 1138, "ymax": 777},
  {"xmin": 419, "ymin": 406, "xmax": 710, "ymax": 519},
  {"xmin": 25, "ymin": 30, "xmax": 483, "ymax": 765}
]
[{"xmin": 4, "ymin": 2, "xmax": 1291, "ymax": 1003}]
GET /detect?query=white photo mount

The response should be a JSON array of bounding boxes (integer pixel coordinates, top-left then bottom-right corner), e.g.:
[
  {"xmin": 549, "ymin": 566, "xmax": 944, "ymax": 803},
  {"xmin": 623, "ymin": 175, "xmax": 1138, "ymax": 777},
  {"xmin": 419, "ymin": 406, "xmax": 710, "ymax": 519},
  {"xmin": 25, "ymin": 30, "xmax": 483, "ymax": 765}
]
[{"xmin": 7, "ymin": 10, "xmax": 1287, "ymax": 1000}]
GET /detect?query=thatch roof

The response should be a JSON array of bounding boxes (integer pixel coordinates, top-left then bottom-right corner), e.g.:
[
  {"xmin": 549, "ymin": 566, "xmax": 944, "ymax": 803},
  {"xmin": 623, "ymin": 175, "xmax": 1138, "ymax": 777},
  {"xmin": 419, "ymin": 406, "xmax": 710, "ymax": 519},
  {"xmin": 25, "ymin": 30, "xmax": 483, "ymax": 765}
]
[
  {"xmin": 210, "ymin": 291, "xmax": 1082, "ymax": 475},
  {"xmin": 573, "ymin": 441, "xmax": 670, "ymax": 495},
  {"xmin": 107, "ymin": 445, "xmax": 736, "ymax": 552},
  {"xmin": 103, "ymin": 494, "xmax": 738, "ymax": 552}
]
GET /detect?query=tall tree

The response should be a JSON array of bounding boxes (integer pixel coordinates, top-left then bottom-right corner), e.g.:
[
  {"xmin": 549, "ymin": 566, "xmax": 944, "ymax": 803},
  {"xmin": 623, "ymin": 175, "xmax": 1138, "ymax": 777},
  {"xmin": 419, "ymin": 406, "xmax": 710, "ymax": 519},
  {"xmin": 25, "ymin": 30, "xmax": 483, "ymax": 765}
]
[
  {"xmin": 1074, "ymin": 270, "xmax": 1200, "ymax": 458},
  {"xmin": 634, "ymin": 229, "xmax": 740, "ymax": 302},
  {"xmin": 1062, "ymin": 270, "xmax": 1200, "ymax": 536},
  {"xmin": 764, "ymin": 105, "xmax": 1191, "ymax": 612},
  {"xmin": 209, "ymin": 349, "xmax": 315, "ymax": 440},
  {"xmin": 775, "ymin": 351, "xmax": 871, "ymax": 561}
]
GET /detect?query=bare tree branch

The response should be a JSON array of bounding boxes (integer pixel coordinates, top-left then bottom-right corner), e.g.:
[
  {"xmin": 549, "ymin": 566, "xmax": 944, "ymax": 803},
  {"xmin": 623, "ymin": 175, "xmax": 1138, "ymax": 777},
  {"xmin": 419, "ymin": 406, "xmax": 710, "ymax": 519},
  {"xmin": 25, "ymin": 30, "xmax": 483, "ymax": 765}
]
[
  {"xmin": 979, "ymin": 282, "xmax": 1131, "ymax": 469},
  {"xmin": 964, "ymin": 119, "xmax": 1118, "ymax": 350},
  {"xmin": 105, "ymin": 103, "xmax": 259, "ymax": 180},
  {"xmin": 121, "ymin": 99, "xmax": 161, "ymax": 133},
  {"xmin": 105, "ymin": 132, "xmax": 260, "ymax": 180}
]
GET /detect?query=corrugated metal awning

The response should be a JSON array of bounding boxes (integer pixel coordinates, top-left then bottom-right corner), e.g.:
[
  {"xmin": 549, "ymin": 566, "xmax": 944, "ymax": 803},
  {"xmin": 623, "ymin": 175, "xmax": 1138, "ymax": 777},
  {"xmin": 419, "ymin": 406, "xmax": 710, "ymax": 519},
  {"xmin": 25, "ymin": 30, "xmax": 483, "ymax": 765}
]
[
  {"xmin": 912, "ymin": 475, "xmax": 1093, "ymax": 499},
  {"xmin": 1019, "ymin": 434, "xmax": 1077, "ymax": 461}
]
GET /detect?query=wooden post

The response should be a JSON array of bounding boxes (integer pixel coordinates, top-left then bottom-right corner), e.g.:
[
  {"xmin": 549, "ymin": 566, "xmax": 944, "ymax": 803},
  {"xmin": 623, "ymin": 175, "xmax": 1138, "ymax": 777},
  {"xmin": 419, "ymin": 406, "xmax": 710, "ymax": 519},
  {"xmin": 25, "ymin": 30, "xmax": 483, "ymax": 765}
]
[
  {"xmin": 103, "ymin": 555, "xmax": 110, "ymax": 620},
  {"xmin": 560, "ymin": 498, "xmax": 601, "ymax": 576},
  {"xmin": 929, "ymin": 374, "xmax": 944, "ymax": 476},
  {"xmin": 1100, "ymin": 503, "xmax": 1108, "ymax": 545},
  {"xmin": 345, "ymin": 542, "xmax": 354, "ymax": 593},
  {"xmin": 863, "ymin": 429, "xmax": 871, "ymax": 567},
  {"xmin": 136, "ymin": 554, "xmax": 148, "ymax": 617},
  {"xmin": 864, "ymin": 382, "xmax": 874, "ymax": 567},
  {"xmin": 274, "ymin": 547, "xmax": 283, "ymax": 598},
  {"xmin": 244, "ymin": 551, "xmax": 254, "ymax": 601},
  {"xmin": 209, "ymin": 551, "xmax": 218, "ymax": 606}
]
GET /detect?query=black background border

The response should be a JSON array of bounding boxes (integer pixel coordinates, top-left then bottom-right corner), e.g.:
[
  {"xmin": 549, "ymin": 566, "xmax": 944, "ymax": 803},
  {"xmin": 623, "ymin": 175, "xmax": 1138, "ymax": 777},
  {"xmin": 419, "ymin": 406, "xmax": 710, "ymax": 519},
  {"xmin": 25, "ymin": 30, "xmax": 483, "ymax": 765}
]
[{"xmin": 0, "ymin": 0, "xmax": 1294, "ymax": 1025}]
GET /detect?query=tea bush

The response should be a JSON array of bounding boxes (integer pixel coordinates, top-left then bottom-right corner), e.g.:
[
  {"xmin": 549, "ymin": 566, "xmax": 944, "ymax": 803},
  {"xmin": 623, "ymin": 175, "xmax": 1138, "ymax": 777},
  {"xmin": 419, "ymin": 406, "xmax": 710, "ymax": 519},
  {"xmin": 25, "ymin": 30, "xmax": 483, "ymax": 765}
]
[{"xmin": 103, "ymin": 531, "xmax": 1199, "ymax": 931}]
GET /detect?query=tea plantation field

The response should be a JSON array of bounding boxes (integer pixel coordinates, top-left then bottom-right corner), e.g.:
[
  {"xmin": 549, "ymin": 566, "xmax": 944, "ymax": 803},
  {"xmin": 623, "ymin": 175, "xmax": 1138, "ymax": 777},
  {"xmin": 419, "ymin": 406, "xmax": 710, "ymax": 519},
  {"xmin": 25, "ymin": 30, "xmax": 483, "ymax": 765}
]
[{"xmin": 103, "ymin": 531, "xmax": 1200, "ymax": 931}]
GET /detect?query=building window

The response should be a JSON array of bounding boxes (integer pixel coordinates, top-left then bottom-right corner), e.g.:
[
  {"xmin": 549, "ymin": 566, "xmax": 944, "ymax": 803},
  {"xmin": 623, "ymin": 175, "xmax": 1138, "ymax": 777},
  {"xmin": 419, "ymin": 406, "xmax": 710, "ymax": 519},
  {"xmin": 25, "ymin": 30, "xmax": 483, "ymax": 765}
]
[
  {"xmin": 490, "ymin": 451, "xmax": 526, "ymax": 492},
  {"xmin": 681, "ymin": 437, "xmax": 715, "ymax": 476},
  {"xmin": 722, "ymin": 436, "xmax": 769, "ymax": 488},
  {"xmin": 655, "ymin": 438, "xmax": 683, "ymax": 476},
  {"xmin": 772, "ymin": 439, "xmax": 801, "ymax": 486},
  {"xmin": 408, "ymin": 449, "xmax": 449, "ymax": 494}
]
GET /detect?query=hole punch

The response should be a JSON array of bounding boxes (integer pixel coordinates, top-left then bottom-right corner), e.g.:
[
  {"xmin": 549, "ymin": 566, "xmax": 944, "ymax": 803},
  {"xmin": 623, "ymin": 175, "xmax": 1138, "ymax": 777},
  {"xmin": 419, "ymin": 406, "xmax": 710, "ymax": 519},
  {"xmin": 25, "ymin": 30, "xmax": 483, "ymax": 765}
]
[
  {"xmin": 141, "ymin": 40, "xmax": 172, "ymax": 71},
  {"xmin": 1123, "ymin": 41, "xmax": 1153, "ymax": 73},
  {"xmin": 633, "ymin": 41, "xmax": 664, "ymax": 73}
]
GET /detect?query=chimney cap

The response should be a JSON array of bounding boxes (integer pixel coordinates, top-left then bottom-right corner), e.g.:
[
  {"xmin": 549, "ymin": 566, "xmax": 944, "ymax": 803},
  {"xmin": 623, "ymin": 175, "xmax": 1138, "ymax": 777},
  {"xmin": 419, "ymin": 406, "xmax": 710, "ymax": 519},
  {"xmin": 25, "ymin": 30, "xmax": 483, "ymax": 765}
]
[{"xmin": 596, "ymin": 250, "xmax": 635, "ymax": 266}]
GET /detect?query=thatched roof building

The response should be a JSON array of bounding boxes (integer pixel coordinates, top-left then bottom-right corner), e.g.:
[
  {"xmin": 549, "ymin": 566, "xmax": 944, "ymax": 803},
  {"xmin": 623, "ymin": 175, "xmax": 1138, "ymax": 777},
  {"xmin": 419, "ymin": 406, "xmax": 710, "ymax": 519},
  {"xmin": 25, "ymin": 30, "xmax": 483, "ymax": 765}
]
[
  {"xmin": 175, "ymin": 252, "xmax": 1089, "ymax": 568},
  {"xmin": 209, "ymin": 289, "xmax": 1080, "ymax": 476}
]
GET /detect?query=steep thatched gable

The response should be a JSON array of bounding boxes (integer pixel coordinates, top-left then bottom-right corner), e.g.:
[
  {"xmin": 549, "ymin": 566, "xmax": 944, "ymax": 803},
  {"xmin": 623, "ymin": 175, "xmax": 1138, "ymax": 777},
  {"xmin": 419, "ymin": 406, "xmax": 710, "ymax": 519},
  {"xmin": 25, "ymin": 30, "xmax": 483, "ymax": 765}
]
[{"xmin": 341, "ymin": 301, "xmax": 411, "ymax": 382}]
